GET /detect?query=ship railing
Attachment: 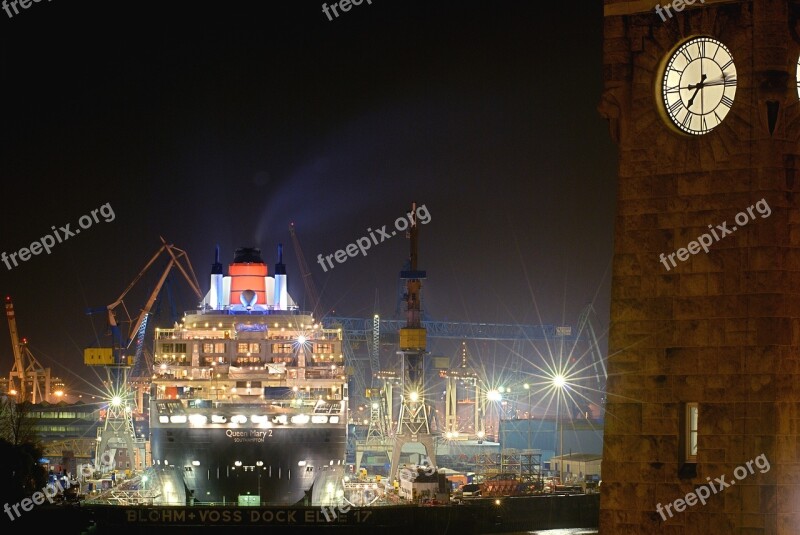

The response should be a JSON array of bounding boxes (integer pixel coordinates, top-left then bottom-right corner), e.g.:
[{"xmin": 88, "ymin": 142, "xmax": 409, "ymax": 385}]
[
  {"xmin": 319, "ymin": 329, "xmax": 343, "ymax": 339},
  {"xmin": 154, "ymin": 359, "xmax": 191, "ymax": 366},
  {"xmin": 156, "ymin": 329, "xmax": 177, "ymax": 340},
  {"xmin": 303, "ymin": 367, "xmax": 346, "ymax": 379},
  {"xmin": 314, "ymin": 405, "xmax": 342, "ymax": 414},
  {"xmin": 184, "ymin": 306, "xmax": 307, "ymax": 316},
  {"xmin": 155, "ymin": 326, "xmax": 340, "ymax": 341}
]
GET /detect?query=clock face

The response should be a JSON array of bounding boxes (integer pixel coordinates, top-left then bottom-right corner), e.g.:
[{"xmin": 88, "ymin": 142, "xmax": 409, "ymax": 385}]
[{"xmin": 660, "ymin": 37, "xmax": 737, "ymax": 135}]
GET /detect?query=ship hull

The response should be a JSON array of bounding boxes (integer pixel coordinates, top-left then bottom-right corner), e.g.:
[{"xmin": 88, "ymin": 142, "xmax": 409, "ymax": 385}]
[{"xmin": 151, "ymin": 425, "xmax": 347, "ymax": 505}]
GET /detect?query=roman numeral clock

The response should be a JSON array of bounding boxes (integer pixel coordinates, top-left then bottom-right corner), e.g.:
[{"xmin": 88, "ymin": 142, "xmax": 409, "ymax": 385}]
[
  {"xmin": 658, "ymin": 36, "xmax": 737, "ymax": 135},
  {"xmin": 600, "ymin": 2, "xmax": 800, "ymax": 534}
]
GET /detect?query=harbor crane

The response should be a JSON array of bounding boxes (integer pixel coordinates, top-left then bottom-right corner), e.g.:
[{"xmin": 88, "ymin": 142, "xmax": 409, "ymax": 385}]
[
  {"xmin": 86, "ymin": 238, "xmax": 202, "ymax": 368},
  {"xmin": 84, "ymin": 237, "xmax": 202, "ymax": 474},
  {"xmin": 390, "ymin": 201, "xmax": 436, "ymax": 480},
  {"xmin": 5, "ymin": 296, "xmax": 52, "ymax": 403}
]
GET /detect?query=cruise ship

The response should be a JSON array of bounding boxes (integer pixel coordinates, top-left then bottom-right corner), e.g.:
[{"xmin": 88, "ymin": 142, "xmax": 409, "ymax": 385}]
[{"xmin": 148, "ymin": 245, "xmax": 348, "ymax": 506}]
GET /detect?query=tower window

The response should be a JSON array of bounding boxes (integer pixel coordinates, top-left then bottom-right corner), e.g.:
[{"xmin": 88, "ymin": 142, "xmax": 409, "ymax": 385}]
[{"xmin": 682, "ymin": 402, "xmax": 698, "ymax": 463}]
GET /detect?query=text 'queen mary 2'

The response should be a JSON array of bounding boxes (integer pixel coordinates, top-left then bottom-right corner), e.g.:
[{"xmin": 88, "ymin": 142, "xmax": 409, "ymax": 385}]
[{"xmin": 149, "ymin": 246, "xmax": 347, "ymax": 506}]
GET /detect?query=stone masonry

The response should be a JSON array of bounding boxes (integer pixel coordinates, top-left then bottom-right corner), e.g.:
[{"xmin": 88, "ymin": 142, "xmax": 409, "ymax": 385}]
[{"xmin": 600, "ymin": 0, "xmax": 800, "ymax": 533}]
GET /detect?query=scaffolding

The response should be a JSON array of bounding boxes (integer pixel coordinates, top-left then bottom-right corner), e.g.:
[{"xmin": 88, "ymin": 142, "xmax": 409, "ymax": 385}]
[
  {"xmin": 82, "ymin": 470, "xmax": 162, "ymax": 505},
  {"xmin": 476, "ymin": 448, "xmax": 542, "ymax": 489}
]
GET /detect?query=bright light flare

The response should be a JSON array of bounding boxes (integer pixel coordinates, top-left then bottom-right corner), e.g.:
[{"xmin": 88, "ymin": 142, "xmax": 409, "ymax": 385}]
[
  {"xmin": 469, "ymin": 286, "xmax": 609, "ymax": 429},
  {"xmin": 111, "ymin": 396, "xmax": 122, "ymax": 407},
  {"xmin": 293, "ymin": 330, "xmax": 314, "ymax": 351},
  {"xmin": 409, "ymin": 391, "xmax": 419, "ymax": 402}
]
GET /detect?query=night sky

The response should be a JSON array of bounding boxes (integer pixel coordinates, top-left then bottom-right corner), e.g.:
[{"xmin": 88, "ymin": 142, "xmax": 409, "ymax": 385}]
[{"xmin": 0, "ymin": 2, "xmax": 616, "ymax": 394}]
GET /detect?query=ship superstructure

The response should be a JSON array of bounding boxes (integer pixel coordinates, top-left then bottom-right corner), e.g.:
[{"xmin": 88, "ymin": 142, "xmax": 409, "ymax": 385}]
[{"xmin": 149, "ymin": 246, "xmax": 347, "ymax": 506}]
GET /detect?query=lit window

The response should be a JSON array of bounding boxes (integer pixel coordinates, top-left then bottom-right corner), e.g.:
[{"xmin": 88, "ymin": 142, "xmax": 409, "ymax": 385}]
[
  {"xmin": 314, "ymin": 343, "xmax": 332, "ymax": 354},
  {"xmin": 685, "ymin": 402, "xmax": 698, "ymax": 462}
]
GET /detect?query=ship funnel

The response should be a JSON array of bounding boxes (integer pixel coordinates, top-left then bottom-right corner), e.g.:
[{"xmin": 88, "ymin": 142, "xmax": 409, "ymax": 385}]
[
  {"xmin": 274, "ymin": 243, "xmax": 286, "ymax": 275},
  {"xmin": 274, "ymin": 243, "xmax": 288, "ymax": 310},
  {"xmin": 209, "ymin": 245, "xmax": 224, "ymax": 309},
  {"xmin": 211, "ymin": 244, "xmax": 223, "ymax": 275},
  {"xmin": 229, "ymin": 248, "xmax": 268, "ymax": 307}
]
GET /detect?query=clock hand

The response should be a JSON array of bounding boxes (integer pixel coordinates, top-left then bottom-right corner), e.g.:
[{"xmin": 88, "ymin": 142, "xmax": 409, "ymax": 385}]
[
  {"xmin": 686, "ymin": 74, "xmax": 708, "ymax": 90},
  {"xmin": 700, "ymin": 58, "xmax": 705, "ymax": 92},
  {"xmin": 702, "ymin": 78, "xmax": 732, "ymax": 87},
  {"xmin": 686, "ymin": 74, "xmax": 708, "ymax": 109},
  {"xmin": 687, "ymin": 87, "xmax": 701, "ymax": 108}
]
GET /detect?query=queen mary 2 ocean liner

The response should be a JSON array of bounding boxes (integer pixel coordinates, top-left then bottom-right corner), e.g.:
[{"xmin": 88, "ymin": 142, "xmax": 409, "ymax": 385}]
[{"xmin": 148, "ymin": 245, "xmax": 347, "ymax": 506}]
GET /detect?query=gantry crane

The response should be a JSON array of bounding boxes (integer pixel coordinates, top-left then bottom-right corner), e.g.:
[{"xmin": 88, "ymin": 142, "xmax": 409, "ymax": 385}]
[
  {"xmin": 85, "ymin": 237, "xmax": 202, "ymax": 473},
  {"xmin": 5, "ymin": 296, "xmax": 52, "ymax": 403},
  {"xmin": 390, "ymin": 201, "xmax": 436, "ymax": 480}
]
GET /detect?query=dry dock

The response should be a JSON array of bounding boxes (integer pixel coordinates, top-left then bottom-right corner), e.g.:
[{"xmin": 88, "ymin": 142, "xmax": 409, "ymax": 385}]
[{"xmin": 5, "ymin": 494, "xmax": 599, "ymax": 534}]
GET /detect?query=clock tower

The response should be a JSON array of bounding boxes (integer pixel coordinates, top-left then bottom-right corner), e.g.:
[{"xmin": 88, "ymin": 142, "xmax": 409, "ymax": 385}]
[{"xmin": 600, "ymin": 1, "xmax": 800, "ymax": 533}]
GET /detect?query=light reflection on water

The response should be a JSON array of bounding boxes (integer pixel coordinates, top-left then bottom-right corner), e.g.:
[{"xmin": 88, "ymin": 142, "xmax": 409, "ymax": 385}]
[{"xmin": 497, "ymin": 531, "xmax": 598, "ymax": 535}]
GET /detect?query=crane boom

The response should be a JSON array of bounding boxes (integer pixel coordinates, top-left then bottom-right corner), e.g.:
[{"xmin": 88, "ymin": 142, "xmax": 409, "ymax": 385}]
[
  {"xmin": 371, "ymin": 312, "xmax": 380, "ymax": 388},
  {"xmin": 86, "ymin": 237, "xmax": 203, "ymax": 368},
  {"xmin": 6, "ymin": 297, "xmax": 51, "ymax": 403},
  {"xmin": 116, "ymin": 237, "xmax": 203, "ymax": 348},
  {"xmin": 289, "ymin": 222, "xmax": 321, "ymax": 317},
  {"xmin": 5, "ymin": 297, "xmax": 25, "ymax": 401}
]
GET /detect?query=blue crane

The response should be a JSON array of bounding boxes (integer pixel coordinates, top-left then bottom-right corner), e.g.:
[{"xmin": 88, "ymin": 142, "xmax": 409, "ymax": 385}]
[{"xmin": 84, "ymin": 238, "xmax": 203, "ymax": 388}]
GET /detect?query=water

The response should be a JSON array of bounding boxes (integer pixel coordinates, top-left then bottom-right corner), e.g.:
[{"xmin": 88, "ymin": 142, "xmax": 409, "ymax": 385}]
[{"xmin": 504, "ymin": 531, "xmax": 598, "ymax": 535}]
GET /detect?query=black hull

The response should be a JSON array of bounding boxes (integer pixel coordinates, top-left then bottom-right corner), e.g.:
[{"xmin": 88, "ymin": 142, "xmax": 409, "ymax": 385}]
[{"xmin": 150, "ymin": 425, "xmax": 347, "ymax": 505}]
